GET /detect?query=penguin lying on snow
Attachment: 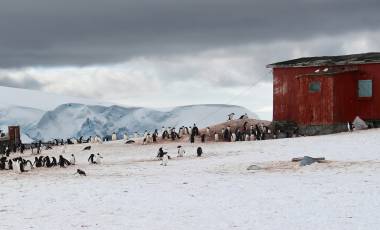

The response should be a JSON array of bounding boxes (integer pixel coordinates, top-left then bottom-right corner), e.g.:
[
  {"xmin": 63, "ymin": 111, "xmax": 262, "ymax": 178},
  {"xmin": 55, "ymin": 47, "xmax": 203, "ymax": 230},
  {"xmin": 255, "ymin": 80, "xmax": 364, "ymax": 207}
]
[
  {"xmin": 75, "ymin": 169, "xmax": 86, "ymax": 176},
  {"xmin": 82, "ymin": 146, "xmax": 91, "ymax": 151}
]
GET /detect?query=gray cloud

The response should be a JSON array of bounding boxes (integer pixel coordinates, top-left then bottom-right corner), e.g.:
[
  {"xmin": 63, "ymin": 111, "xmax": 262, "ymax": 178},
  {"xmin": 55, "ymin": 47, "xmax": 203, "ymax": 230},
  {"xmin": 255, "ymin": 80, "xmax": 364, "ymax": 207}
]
[
  {"xmin": 1, "ymin": 0, "xmax": 380, "ymax": 120},
  {"xmin": 0, "ymin": 0, "xmax": 379, "ymax": 67},
  {"xmin": 0, "ymin": 75, "xmax": 43, "ymax": 90}
]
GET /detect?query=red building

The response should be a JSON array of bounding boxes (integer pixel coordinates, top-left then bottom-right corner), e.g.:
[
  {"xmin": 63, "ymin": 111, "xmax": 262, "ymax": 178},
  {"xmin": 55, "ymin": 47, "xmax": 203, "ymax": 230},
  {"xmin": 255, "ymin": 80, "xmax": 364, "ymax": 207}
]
[{"xmin": 267, "ymin": 52, "xmax": 380, "ymax": 135}]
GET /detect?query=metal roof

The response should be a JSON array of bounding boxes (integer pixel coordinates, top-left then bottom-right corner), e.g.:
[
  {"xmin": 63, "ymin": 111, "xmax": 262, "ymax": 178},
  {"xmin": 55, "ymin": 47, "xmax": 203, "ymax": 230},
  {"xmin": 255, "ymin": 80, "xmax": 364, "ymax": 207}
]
[{"xmin": 267, "ymin": 52, "xmax": 380, "ymax": 68}]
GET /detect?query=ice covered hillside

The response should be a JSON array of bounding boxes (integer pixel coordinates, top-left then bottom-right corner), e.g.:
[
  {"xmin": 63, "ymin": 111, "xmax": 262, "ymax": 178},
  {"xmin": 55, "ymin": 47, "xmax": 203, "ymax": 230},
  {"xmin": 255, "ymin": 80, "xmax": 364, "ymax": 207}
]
[
  {"xmin": 25, "ymin": 103, "xmax": 256, "ymax": 140},
  {"xmin": 1, "ymin": 128, "xmax": 380, "ymax": 229},
  {"xmin": 0, "ymin": 105, "xmax": 44, "ymax": 129},
  {"xmin": 0, "ymin": 105, "xmax": 45, "ymax": 142}
]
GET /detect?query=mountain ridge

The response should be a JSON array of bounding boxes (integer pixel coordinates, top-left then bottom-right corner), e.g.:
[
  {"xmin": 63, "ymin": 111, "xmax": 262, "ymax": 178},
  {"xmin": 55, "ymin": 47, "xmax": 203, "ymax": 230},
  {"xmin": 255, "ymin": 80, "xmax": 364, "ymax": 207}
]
[{"xmin": 1, "ymin": 103, "xmax": 257, "ymax": 141}]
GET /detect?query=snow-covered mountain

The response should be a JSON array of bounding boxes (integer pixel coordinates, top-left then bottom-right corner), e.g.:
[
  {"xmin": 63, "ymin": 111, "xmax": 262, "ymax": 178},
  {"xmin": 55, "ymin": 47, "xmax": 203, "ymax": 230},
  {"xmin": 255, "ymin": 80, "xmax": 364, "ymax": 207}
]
[
  {"xmin": 0, "ymin": 105, "xmax": 45, "ymax": 129},
  {"xmin": 1, "ymin": 103, "xmax": 256, "ymax": 141},
  {"xmin": 0, "ymin": 105, "xmax": 45, "ymax": 143}
]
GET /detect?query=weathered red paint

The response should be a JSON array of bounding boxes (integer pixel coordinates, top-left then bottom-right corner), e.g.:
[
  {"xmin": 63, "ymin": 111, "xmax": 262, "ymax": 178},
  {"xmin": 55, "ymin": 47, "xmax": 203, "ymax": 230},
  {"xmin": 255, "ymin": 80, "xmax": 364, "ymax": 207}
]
[
  {"xmin": 272, "ymin": 63, "xmax": 380, "ymax": 125},
  {"xmin": 8, "ymin": 126, "xmax": 21, "ymax": 146}
]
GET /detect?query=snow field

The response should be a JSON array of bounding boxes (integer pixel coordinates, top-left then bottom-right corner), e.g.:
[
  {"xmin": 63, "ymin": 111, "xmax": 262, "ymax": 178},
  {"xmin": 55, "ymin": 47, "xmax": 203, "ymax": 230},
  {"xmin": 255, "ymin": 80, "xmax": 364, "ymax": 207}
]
[{"xmin": 1, "ymin": 129, "xmax": 380, "ymax": 229}]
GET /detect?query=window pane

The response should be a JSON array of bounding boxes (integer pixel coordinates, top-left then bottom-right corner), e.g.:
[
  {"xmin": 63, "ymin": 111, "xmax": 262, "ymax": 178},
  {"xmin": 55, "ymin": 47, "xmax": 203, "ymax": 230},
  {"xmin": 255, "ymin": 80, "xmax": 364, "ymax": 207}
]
[
  {"xmin": 358, "ymin": 80, "xmax": 372, "ymax": 97},
  {"xmin": 309, "ymin": 81, "xmax": 321, "ymax": 92}
]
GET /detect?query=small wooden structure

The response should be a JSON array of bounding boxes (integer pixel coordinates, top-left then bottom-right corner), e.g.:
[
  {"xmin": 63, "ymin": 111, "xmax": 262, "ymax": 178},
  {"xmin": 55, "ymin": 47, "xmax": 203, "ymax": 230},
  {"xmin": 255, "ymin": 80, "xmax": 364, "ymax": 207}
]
[
  {"xmin": 8, "ymin": 126, "xmax": 21, "ymax": 147},
  {"xmin": 0, "ymin": 126, "xmax": 21, "ymax": 153},
  {"xmin": 267, "ymin": 52, "xmax": 380, "ymax": 135}
]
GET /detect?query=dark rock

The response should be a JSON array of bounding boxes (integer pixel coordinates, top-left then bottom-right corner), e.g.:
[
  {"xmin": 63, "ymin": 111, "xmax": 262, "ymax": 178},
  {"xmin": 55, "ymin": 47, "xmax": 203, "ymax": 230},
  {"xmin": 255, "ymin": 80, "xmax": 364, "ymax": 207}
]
[{"xmin": 247, "ymin": 165, "xmax": 261, "ymax": 170}]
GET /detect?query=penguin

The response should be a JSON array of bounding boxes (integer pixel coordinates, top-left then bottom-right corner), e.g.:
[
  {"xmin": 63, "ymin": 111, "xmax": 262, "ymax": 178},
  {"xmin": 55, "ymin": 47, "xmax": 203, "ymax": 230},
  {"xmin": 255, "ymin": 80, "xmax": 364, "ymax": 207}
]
[
  {"xmin": 94, "ymin": 153, "xmax": 103, "ymax": 164},
  {"xmin": 69, "ymin": 154, "xmax": 76, "ymax": 165},
  {"xmin": 76, "ymin": 169, "xmax": 86, "ymax": 176},
  {"xmin": 161, "ymin": 153, "xmax": 169, "ymax": 166},
  {"xmin": 58, "ymin": 155, "xmax": 69, "ymax": 168},
  {"xmin": 23, "ymin": 160, "xmax": 33, "ymax": 171},
  {"xmin": 190, "ymin": 134, "xmax": 195, "ymax": 143},
  {"xmin": 177, "ymin": 145, "xmax": 185, "ymax": 157},
  {"xmin": 88, "ymin": 154, "xmax": 95, "ymax": 164},
  {"xmin": 0, "ymin": 157, "xmax": 6, "ymax": 170},
  {"xmin": 192, "ymin": 124, "xmax": 199, "ymax": 136},
  {"xmin": 83, "ymin": 146, "xmax": 91, "ymax": 151},
  {"xmin": 8, "ymin": 159, "xmax": 13, "ymax": 170},
  {"xmin": 197, "ymin": 147, "xmax": 203, "ymax": 157},
  {"xmin": 51, "ymin": 157, "xmax": 57, "ymax": 166},
  {"xmin": 156, "ymin": 147, "xmax": 166, "ymax": 159},
  {"xmin": 231, "ymin": 133, "xmax": 236, "ymax": 142},
  {"xmin": 12, "ymin": 159, "xmax": 22, "ymax": 174},
  {"xmin": 44, "ymin": 156, "xmax": 52, "ymax": 168},
  {"xmin": 201, "ymin": 134, "xmax": 206, "ymax": 143},
  {"xmin": 112, "ymin": 132, "xmax": 117, "ymax": 141},
  {"xmin": 152, "ymin": 132, "xmax": 157, "ymax": 142}
]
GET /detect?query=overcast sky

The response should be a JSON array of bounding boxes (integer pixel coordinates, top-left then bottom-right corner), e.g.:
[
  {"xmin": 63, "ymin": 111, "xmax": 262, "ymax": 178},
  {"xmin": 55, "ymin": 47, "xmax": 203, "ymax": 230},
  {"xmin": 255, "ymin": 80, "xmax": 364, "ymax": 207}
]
[{"xmin": 1, "ymin": 0, "xmax": 380, "ymax": 119}]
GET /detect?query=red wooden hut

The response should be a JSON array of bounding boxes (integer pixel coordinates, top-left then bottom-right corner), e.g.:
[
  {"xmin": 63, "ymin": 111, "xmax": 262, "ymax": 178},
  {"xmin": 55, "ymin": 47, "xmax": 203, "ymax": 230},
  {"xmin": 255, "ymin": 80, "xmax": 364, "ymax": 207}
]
[{"xmin": 267, "ymin": 52, "xmax": 380, "ymax": 135}]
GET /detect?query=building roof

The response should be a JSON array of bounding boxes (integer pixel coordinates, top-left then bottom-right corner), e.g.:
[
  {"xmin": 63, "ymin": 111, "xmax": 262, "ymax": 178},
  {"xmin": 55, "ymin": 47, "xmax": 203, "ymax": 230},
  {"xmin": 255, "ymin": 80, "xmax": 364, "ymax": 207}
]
[{"xmin": 267, "ymin": 52, "xmax": 380, "ymax": 68}]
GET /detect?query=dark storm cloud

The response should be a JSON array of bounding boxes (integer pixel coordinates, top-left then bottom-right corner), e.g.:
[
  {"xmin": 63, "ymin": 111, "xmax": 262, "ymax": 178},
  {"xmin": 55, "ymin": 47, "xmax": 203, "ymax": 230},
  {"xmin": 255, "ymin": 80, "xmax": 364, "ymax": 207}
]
[{"xmin": 0, "ymin": 0, "xmax": 379, "ymax": 67}]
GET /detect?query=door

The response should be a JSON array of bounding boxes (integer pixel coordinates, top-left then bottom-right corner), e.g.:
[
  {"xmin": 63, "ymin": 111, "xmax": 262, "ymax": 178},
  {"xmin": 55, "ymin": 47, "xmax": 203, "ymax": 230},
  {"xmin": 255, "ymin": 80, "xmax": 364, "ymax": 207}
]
[{"xmin": 297, "ymin": 77, "xmax": 334, "ymax": 125}]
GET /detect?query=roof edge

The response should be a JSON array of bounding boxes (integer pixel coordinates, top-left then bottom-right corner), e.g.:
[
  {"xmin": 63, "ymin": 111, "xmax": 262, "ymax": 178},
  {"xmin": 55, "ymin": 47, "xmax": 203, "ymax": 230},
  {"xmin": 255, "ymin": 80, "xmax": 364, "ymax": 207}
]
[{"xmin": 267, "ymin": 52, "xmax": 380, "ymax": 68}]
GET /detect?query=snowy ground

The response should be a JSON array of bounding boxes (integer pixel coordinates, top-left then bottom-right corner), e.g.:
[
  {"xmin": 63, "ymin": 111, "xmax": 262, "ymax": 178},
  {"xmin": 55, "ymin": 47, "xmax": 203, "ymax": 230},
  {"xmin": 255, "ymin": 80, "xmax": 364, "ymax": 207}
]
[{"xmin": 1, "ymin": 129, "xmax": 380, "ymax": 230}]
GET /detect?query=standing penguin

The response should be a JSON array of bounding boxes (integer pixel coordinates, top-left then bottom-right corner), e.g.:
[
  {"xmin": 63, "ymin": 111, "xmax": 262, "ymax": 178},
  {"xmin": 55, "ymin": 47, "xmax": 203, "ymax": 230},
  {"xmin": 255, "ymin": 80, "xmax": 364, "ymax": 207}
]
[
  {"xmin": 201, "ymin": 134, "xmax": 206, "ymax": 143},
  {"xmin": 88, "ymin": 154, "xmax": 95, "ymax": 164},
  {"xmin": 231, "ymin": 133, "xmax": 236, "ymax": 142},
  {"xmin": 12, "ymin": 159, "xmax": 22, "ymax": 174},
  {"xmin": 112, "ymin": 132, "xmax": 117, "ymax": 141},
  {"xmin": 94, "ymin": 153, "xmax": 103, "ymax": 164},
  {"xmin": 177, "ymin": 145, "xmax": 185, "ymax": 157},
  {"xmin": 161, "ymin": 153, "xmax": 169, "ymax": 166},
  {"xmin": 214, "ymin": 133, "xmax": 219, "ymax": 142},
  {"xmin": 51, "ymin": 157, "xmax": 57, "ymax": 166},
  {"xmin": 152, "ymin": 131, "xmax": 157, "ymax": 142},
  {"xmin": 190, "ymin": 134, "xmax": 195, "ymax": 143},
  {"xmin": 69, "ymin": 154, "xmax": 76, "ymax": 165},
  {"xmin": 192, "ymin": 124, "xmax": 199, "ymax": 136},
  {"xmin": 206, "ymin": 127, "xmax": 210, "ymax": 137},
  {"xmin": 196, "ymin": 147, "xmax": 203, "ymax": 157},
  {"xmin": 8, "ymin": 159, "xmax": 13, "ymax": 170},
  {"xmin": 156, "ymin": 147, "xmax": 167, "ymax": 159}
]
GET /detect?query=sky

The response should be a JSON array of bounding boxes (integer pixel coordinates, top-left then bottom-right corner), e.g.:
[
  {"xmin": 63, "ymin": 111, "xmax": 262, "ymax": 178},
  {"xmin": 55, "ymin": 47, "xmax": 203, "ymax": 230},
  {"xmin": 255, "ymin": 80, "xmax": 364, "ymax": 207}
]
[{"xmin": 1, "ymin": 0, "xmax": 380, "ymax": 120}]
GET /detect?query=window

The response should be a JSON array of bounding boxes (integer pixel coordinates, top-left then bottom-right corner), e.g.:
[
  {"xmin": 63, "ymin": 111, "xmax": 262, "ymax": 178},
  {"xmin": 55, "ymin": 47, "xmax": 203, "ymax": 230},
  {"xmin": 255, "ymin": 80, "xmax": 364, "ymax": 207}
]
[
  {"xmin": 358, "ymin": 80, "xmax": 372, "ymax": 97},
  {"xmin": 309, "ymin": 81, "xmax": 321, "ymax": 93}
]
